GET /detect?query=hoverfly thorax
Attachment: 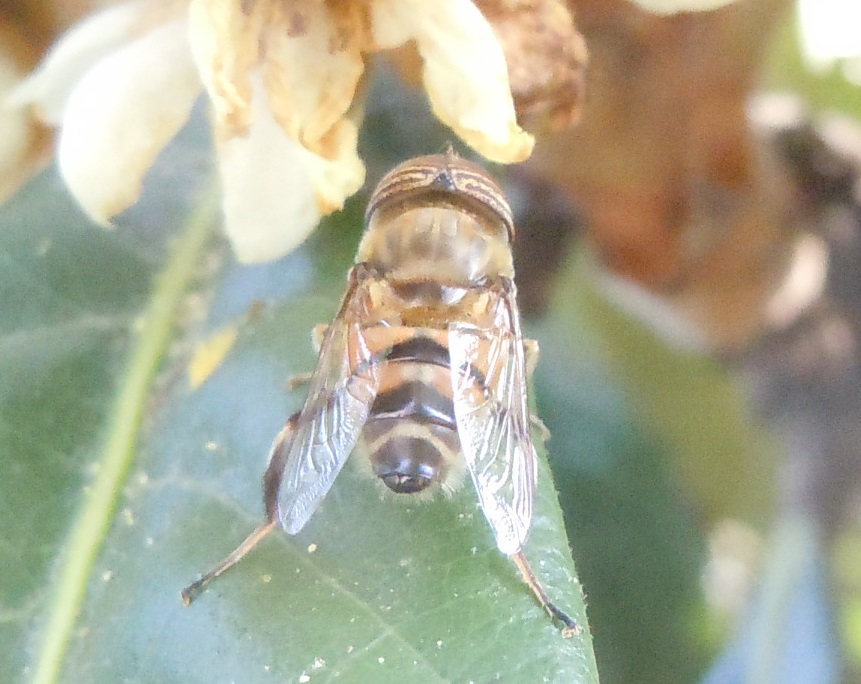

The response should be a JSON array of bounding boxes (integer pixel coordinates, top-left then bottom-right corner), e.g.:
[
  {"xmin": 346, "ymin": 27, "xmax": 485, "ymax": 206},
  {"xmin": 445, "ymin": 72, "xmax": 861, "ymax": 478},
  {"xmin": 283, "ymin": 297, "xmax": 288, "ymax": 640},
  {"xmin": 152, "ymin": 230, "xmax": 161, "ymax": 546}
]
[
  {"xmin": 182, "ymin": 154, "xmax": 580, "ymax": 637},
  {"xmin": 358, "ymin": 154, "xmax": 515, "ymax": 285}
]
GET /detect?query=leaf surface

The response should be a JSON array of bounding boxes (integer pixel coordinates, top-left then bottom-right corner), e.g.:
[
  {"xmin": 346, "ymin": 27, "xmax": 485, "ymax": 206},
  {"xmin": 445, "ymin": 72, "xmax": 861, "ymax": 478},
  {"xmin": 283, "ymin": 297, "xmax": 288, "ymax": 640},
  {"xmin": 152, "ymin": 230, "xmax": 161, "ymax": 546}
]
[{"xmin": 0, "ymin": 149, "xmax": 597, "ymax": 683}]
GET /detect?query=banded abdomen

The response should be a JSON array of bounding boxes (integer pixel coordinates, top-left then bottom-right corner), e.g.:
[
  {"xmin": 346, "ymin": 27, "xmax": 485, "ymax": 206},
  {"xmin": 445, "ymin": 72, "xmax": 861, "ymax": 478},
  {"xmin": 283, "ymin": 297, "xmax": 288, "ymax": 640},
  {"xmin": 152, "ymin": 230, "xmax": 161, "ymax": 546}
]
[{"xmin": 361, "ymin": 334, "xmax": 464, "ymax": 495}]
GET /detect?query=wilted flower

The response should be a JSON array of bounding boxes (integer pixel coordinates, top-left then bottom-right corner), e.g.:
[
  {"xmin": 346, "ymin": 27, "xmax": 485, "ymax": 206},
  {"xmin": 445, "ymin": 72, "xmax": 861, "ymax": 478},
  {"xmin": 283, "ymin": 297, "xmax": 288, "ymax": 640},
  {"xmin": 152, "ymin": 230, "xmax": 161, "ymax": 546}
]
[
  {"xmin": 473, "ymin": 0, "xmax": 587, "ymax": 132},
  {"xmin": 9, "ymin": 0, "xmax": 536, "ymax": 263}
]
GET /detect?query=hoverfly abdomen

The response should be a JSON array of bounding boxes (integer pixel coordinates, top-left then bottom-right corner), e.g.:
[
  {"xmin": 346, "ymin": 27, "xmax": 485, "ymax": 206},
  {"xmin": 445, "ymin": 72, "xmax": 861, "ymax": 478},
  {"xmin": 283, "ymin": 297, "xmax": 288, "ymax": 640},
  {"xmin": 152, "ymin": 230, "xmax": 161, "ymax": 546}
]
[
  {"xmin": 362, "ymin": 334, "xmax": 463, "ymax": 494},
  {"xmin": 363, "ymin": 419, "xmax": 460, "ymax": 494},
  {"xmin": 362, "ymin": 331, "xmax": 463, "ymax": 495},
  {"xmin": 385, "ymin": 335, "xmax": 451, "ymax": 368}
]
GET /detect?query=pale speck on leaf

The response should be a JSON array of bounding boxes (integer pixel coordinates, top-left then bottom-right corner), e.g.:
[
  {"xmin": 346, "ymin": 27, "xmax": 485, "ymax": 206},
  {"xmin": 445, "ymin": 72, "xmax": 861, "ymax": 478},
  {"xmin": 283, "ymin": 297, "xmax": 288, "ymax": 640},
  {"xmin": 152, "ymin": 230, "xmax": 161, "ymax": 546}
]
[
  {"xmin": 36, "ymin": 238, "xmax": 52, "ymax": 256},
  {"xmin": 122, "ymin": 508, "xmax": 135, "ymax": 525},
  {"xmin": 188, "ymin": 325, "xmax": 239, "ymax": 389}
]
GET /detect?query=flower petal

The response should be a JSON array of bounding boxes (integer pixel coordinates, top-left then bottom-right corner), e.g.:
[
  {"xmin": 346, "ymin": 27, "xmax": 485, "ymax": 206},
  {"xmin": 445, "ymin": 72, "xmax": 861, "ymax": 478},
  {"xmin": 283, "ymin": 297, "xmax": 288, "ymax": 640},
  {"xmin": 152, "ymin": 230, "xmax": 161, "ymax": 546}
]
[
  {"xmin": 372, "ymin": 0, "xmax": 534, "ymax": 163},
  {"xmin": 474, "ymin": 0, "xmax": 588, "ymax": 131},
  {"xmin": 627, "ymin": 0, "xmax": 740, "ymax": 13},
  {"xmin": 188, "ymin": 0, "xmax": 261, "ymax": 138},
  {"xmin": 299, "ymin": 117, "xmax": 365, "ymax": 215},
  {"xmin": 7, "ymin": 0, "xmax": 166, "ymax": 123},
  {"xmin": 58, "ymin": 19, "xmax": 201, "ymax": 225},
  {"xmin": 218, "ymin": 77, "xmax": 365, "ymax": 263},
  {"xmin": 262, "ymin": 0, "xmax": 365, "ymax": 157}
]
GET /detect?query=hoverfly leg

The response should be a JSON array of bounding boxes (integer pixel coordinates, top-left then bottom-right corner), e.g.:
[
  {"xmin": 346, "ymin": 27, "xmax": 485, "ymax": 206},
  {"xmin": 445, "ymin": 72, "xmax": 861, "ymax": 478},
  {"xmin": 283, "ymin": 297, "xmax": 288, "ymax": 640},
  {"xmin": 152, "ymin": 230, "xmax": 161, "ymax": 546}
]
[
  {"xmin": 181, "ymin": 412, "xmax": 301, "ymax": 606},
  {"xmin": 529, "ymin": 414, "xmax": 552, "ymax": 443},
  {"xmin": 510, "ymin": 551, "xmax": 581, "ymax": 638},
  {"xmin": 350, "ymin": 261, "xmax": 380, "ymax": 285},
  {"xmin": 523, "ymin": 338, "xmax": 540, "ymax": 378},
  {"xmin": 180, "ymin": 520, "xmax": 277, "ymax": 605},
  {"xmin": 287, "ymin": 372, "xmax": 313, "ymax": 391},
  {"xmin": 524, "ymin": 337, "xmax": 549, "ymax": 440},
  {"xmin": 310, "ymin": 323, "xmax": 328, "ymax": 354},
  {"xmin": 287, "ymin": 324, "xmax": 330, "ymax": 390}
]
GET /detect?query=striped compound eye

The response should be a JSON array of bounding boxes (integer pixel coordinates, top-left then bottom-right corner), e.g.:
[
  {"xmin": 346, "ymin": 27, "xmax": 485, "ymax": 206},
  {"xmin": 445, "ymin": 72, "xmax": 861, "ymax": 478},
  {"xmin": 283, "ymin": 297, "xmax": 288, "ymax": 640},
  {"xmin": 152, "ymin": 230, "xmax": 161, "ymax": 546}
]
[{"xmin": 365, "ymin": 153, "xmax": 515, "ymax": 242}]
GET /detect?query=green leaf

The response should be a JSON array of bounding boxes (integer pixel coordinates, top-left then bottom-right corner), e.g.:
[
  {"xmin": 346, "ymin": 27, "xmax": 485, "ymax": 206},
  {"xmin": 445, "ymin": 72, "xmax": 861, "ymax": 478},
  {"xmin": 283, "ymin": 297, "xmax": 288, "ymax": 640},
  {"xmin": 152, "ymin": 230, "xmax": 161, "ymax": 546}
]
[
  {"xmin": 530, "ymin": 305, "xmax": 714, "ymax": 684},
  {"xmin": 1, "ymin": 160, "xmax": 597, "ymax": 682},
  {"xmin": 0, "ymin": 167, "xmax": 158, "ymax": 683}
]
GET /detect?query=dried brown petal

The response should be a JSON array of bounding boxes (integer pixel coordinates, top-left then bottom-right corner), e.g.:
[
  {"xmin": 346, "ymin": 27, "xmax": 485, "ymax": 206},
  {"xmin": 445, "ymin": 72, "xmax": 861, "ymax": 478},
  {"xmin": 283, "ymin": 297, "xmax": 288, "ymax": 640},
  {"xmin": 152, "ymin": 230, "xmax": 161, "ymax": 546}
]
[
  {"xmin": 475, "ymin": 0, "xmax": 588, "ymax": 132},
  {"xmin": 189, "ymin": 0, "xmax": 262, "ymax": 139},
  {"xmin": 372, "ymin": 0, "xmax": 534, "ymax": 163},
  {"xmin": 263, "ymin": 0, "xmax": 365, "ymax": 158},
  {"xmin": 0, "ymin": 23, "xmax": 50, "ymax": 202},
  {"xmin": 0, "ymin": 1, "xmax": 98, "ymax": 201}
]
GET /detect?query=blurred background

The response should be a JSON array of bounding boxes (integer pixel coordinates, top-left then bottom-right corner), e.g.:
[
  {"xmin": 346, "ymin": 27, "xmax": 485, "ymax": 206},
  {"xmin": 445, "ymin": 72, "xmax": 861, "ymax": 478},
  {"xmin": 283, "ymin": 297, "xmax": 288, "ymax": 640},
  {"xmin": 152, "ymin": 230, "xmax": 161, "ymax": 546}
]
[{"xmin": 2, "ymin": 0, "xmax": 861, "ymax": 682}]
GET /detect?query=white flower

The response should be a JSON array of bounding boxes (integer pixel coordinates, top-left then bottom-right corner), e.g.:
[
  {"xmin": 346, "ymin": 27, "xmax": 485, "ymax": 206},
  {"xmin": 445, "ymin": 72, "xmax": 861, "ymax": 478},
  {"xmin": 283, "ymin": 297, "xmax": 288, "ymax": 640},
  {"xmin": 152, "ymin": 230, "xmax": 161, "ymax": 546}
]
[
  {"xmin": 626, "ymin": 0, "xmax": 740, "ymax": 14},
  {"xmin": 9, "ymin": 0, "xmax": 533, "ymax": 263}
]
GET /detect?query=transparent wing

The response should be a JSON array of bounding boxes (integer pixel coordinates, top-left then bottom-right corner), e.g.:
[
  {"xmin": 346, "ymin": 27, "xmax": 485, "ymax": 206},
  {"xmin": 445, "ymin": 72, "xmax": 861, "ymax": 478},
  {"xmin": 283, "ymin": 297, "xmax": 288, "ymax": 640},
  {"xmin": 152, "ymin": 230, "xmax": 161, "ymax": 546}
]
[
  {"xmin": 269, "ymin": 280, "xmax": 378, "ymax": 535},
  {"xmin": 449, "ymin": 287, "xmax": 537, "ymax": 555}
]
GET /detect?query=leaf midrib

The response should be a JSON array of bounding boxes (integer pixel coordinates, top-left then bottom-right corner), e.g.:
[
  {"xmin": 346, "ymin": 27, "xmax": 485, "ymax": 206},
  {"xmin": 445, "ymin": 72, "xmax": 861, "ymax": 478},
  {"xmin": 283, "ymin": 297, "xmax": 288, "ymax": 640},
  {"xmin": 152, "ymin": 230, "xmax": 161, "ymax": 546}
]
[{"xmin": 28, "ymin": 195, "xmax": 218, "ymax": 684}]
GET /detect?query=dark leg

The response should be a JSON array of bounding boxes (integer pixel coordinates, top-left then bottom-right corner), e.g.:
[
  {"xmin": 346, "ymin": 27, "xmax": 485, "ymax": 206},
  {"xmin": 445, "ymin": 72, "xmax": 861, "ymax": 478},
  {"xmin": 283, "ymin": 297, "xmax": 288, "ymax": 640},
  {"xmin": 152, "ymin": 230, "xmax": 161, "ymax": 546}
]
[
  {"xmin": 181, "ymin": 520, "xmax": 277, "ymax": 605},
  {"xmin": 511, "ymin": 551, "xmax": 581, "ymax": 638},
  {"xmin": 181, "ymin": 412, "xmax": 300, "ymax": 605}
]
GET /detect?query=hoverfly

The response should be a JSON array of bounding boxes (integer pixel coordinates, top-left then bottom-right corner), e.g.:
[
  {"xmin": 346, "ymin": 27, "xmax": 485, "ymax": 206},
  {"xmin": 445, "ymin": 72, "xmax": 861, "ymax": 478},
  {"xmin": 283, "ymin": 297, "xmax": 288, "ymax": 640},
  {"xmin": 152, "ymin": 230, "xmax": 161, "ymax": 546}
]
[{"xmin": 181, "ymin": 153, "xmax": 579, "ymax": 636}]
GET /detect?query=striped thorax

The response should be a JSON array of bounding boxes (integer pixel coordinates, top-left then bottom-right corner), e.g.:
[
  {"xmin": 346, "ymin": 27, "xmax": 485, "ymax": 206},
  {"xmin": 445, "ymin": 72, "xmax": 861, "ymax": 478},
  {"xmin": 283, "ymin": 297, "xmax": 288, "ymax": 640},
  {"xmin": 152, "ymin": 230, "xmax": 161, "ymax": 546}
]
[{"xmin": 358, "ymin": 154, "xmax": 515, "ymax": 286}]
